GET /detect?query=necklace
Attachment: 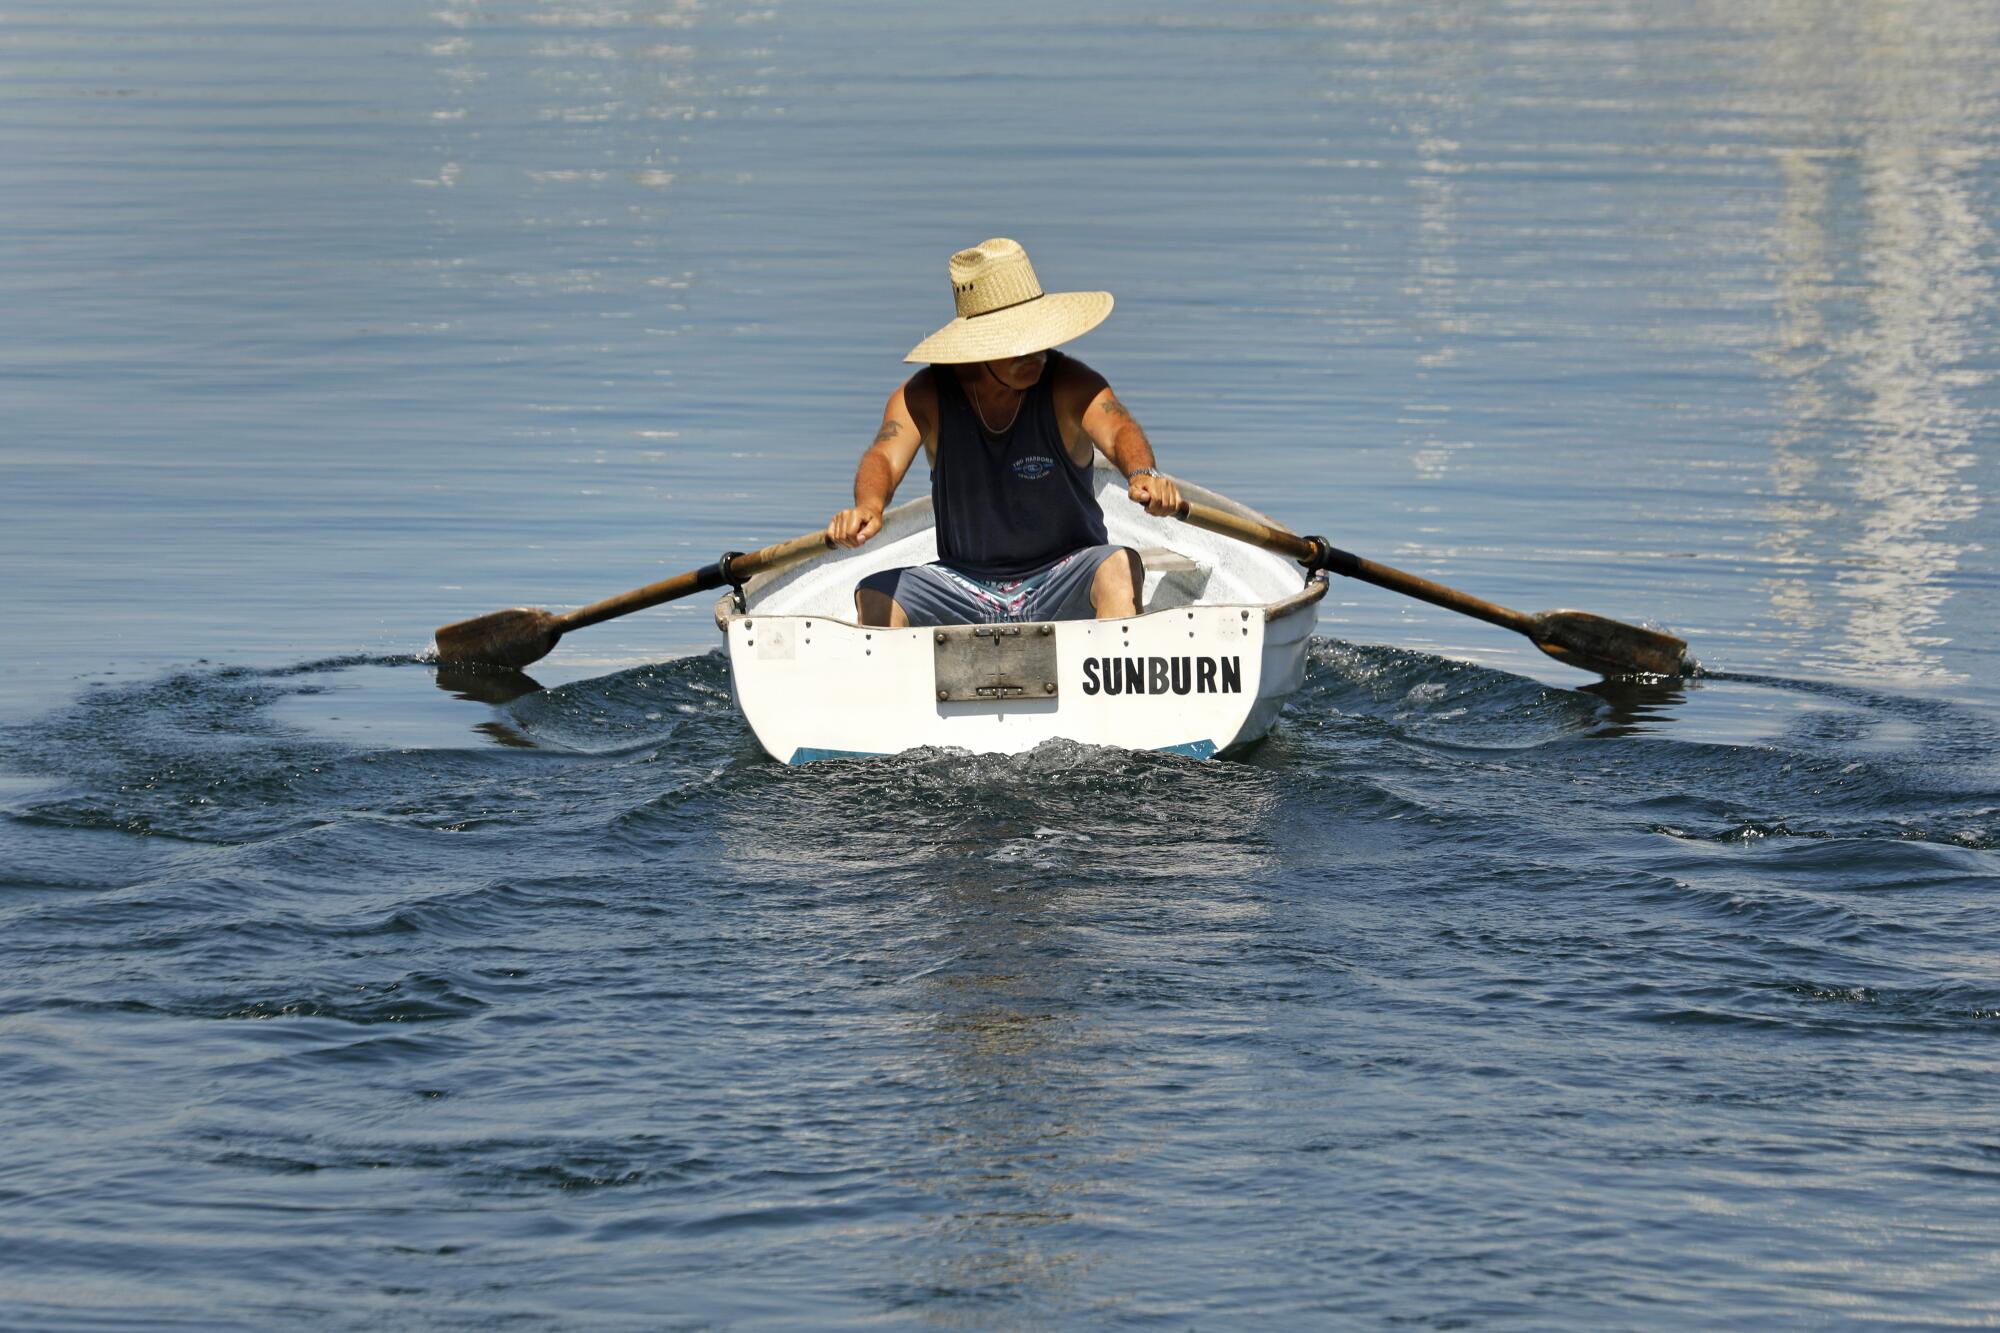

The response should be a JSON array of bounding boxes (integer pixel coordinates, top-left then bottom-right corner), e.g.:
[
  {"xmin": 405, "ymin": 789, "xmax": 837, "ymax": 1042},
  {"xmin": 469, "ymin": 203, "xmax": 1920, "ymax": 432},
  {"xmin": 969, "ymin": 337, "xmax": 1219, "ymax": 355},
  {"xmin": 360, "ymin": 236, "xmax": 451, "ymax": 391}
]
[{"xmin": 971, "ymin": 366, "xmax": 1024, "ymax": 437}]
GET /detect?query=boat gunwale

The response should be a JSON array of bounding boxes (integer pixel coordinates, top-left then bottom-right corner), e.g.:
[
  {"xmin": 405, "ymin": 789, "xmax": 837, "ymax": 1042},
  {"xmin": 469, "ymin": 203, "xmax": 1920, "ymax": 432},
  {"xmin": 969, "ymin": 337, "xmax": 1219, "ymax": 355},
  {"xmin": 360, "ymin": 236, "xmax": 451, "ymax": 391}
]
[
  {"xmin": 1266, "ymin": 574, "xmax": 1330, "ymax": 622},
  {"xmin": 715, "ymin": 568, "xmax": 1327, "ymax": 633},
  {"xmin": 714, "ymin": 462, "xmax": 1316, "ymax": 631},
  {"xmin": 715, "ymin": 579, "xmax": 1326, "ymax": 633}
]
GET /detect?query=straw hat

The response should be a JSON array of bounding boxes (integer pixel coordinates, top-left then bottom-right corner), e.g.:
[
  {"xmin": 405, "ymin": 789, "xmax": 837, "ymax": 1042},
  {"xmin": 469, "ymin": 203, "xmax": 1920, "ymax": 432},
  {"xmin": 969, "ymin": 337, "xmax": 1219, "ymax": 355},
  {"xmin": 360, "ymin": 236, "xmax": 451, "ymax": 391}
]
[{"xmin": 905, "ymin": 238, "xmax": 1114, "ymax": 364}]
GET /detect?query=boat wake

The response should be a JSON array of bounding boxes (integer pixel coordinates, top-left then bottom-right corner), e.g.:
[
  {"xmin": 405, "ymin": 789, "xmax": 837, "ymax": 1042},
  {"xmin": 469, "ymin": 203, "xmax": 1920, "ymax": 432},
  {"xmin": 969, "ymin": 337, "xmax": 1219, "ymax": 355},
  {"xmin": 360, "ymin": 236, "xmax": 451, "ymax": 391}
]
[
  {"xmin": 2, "ymin": 637, "xmax": 1995, "ymax": 1333},
  {"xmin": 3, "ymin": 642, "xmax": 1992, "ymax": 966},
  {"xmin": 6, "ymin": 639, "xmax": 1992, "ymax": 843}
]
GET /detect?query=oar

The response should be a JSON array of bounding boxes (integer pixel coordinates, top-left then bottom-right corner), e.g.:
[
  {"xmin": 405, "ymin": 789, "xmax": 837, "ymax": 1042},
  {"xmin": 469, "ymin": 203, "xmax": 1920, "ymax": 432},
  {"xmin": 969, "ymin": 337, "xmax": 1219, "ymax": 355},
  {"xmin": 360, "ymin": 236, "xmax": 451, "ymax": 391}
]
[
  {"xmin": 1173, "ymin": 499, "xmax": 1690, "ymax": 677},
  {"xmin": 434, "ymin": 529, "xmax": 833, "ymax": 669}
]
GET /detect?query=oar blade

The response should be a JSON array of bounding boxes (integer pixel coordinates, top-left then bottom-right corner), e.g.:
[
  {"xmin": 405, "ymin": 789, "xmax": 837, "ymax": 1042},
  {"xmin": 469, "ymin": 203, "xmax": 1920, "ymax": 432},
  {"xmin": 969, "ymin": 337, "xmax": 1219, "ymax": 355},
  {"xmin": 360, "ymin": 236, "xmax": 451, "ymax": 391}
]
[
  {"xmin": 1530, "ymin": 610, "xmax": 1690, "ymax": 678},
  {"xmin": 433, "ymin": 607, "xmax": 564, "ymax": 669}
]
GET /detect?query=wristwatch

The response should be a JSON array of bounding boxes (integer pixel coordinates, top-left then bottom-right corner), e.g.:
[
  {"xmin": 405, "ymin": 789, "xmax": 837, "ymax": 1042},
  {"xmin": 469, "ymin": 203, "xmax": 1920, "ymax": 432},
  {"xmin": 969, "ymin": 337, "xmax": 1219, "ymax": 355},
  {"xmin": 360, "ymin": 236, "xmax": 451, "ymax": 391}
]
[{"xmin": 1128, "ymin": 468, "xmax": 1160, "ymax": 480}]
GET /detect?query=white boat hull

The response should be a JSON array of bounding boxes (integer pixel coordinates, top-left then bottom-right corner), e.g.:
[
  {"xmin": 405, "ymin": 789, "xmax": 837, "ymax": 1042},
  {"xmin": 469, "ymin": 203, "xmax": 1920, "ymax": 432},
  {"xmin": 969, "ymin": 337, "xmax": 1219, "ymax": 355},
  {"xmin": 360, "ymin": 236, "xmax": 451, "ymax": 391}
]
[{"xmin": 716, "ymin": 462, "xmax": 1325, "ymax": 764}]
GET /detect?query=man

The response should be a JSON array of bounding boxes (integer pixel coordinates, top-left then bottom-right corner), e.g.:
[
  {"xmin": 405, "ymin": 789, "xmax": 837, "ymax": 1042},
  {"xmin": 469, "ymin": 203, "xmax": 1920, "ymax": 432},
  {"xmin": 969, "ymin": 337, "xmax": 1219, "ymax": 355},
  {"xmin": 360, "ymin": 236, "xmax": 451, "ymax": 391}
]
[{"xmin": 826, "ymin": 238, "xmax": 1183, "ymax": 627}]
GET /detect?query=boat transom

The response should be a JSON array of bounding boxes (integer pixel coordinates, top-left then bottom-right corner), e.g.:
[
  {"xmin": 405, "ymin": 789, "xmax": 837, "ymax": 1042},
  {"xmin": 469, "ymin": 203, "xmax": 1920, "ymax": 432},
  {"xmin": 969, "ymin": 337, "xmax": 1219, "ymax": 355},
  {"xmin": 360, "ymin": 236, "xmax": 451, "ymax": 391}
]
[{"xmin": 932, "ymin": 621, "xmax": 1061, "ymax": 703}]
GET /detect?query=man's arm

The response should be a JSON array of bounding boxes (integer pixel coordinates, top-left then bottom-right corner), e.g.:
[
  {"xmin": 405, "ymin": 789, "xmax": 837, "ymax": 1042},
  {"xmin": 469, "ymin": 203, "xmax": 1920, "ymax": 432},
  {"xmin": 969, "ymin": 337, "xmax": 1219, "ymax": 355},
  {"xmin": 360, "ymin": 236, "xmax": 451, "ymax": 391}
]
[
  {"xmin": 828, "ymin": 375, "xmax": 930, "ymax": 547},
  {"xmin": 1063, "ymin": 360, "xmax": 1183, "ymax": 518}
]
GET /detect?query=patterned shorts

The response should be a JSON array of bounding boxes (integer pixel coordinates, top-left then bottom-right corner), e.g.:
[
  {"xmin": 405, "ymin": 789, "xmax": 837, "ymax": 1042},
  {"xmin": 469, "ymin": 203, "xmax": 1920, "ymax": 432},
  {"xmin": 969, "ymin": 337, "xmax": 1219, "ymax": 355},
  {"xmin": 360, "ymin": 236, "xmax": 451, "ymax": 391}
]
[{"xmin": 855, "ymin": 545, "xmax": 1133, "ymax": 626}]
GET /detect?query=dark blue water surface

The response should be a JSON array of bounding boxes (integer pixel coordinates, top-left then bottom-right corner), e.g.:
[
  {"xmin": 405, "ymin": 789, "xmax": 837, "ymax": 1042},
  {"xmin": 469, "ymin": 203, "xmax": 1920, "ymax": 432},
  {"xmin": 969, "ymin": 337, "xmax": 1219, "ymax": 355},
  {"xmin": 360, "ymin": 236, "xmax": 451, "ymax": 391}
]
[{"xmin": 4, "ymin": 1, "xmax": 1999, "ymax": 1327}]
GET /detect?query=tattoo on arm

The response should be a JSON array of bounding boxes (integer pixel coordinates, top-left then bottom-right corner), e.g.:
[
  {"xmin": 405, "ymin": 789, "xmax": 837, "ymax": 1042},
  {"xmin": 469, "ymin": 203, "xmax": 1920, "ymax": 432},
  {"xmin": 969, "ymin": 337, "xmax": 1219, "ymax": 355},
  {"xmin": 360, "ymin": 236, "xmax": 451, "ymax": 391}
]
[
  {"xmin": 1104, "ymin": 395, "xmax": 1150, "ymax": 449},
  {"xmin": 873, "ymin": 420, "xmax": 903, "ymax": 446}
]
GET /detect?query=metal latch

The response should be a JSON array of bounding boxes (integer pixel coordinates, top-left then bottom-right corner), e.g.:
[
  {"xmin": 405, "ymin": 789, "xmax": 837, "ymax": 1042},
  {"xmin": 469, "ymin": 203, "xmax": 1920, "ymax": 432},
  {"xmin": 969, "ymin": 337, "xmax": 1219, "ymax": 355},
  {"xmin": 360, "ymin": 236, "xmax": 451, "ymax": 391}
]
[{"xmin": 932, "ymin": 623, "xmax": 1059, "ymax": 703}]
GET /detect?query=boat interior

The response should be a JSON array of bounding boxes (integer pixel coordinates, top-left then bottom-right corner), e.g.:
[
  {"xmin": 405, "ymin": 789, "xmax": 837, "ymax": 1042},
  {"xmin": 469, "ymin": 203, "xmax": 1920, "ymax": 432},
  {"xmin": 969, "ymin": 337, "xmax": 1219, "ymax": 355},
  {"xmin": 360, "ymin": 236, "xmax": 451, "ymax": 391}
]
[{"xmin": 736, "ymin": 459, "xmax": 1311, "ymax": 622}]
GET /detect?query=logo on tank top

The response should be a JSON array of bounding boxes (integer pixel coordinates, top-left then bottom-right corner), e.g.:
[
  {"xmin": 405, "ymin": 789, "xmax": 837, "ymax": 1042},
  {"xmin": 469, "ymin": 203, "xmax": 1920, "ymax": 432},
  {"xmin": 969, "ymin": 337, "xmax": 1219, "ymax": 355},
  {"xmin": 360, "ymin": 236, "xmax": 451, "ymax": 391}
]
[{"xmin": 1011, "ymin": 454, "xmax": 1055, "ymax": 481}]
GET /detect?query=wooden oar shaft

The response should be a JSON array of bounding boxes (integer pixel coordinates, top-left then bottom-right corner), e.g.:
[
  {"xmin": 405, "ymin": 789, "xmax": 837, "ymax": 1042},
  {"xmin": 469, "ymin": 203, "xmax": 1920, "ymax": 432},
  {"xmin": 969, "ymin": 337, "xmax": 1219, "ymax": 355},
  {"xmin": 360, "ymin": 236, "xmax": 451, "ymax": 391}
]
[
  {"xmin": 1175, "ymin": 500, "xmax": 1537, "ymax": 634},
  {"xmin": 558, "ymin": 529, "xmax": 833, "ymax": 633},
  {"xmin": 1324, "ymin": 549, "xmax": 1539, "ymax": 636},
  {"xmin": 1172, "ymin": 498, "xmax": 1689, "ymax": 676},
  {"xmin": 1177, "ymin": 502, "xmax": 1320, "ymax": 564},
  {"xmin": 557, "ymin": 566, "xmax": 724, "ymax": 633},
  {"xmin": 436, "ymin": 528, "xmax": 834, "ymax": 668}
]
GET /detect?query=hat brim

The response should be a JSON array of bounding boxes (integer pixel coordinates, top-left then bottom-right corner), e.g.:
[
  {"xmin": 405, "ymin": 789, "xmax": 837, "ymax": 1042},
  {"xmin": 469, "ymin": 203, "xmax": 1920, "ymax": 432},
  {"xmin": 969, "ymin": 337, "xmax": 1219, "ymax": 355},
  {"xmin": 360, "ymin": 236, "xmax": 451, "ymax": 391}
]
[{"xmin": 905, "ymin": 291, "xmax": 1113, "ymax": 364}]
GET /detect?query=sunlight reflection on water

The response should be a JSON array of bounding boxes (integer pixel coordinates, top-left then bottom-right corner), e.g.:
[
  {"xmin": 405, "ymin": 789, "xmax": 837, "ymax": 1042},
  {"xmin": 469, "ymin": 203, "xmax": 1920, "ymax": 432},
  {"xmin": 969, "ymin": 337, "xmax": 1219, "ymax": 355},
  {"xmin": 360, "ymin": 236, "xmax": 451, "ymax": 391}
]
[{"xmin": 1746, "ymin": 3, "xmax": 1991, "ymax": 683}]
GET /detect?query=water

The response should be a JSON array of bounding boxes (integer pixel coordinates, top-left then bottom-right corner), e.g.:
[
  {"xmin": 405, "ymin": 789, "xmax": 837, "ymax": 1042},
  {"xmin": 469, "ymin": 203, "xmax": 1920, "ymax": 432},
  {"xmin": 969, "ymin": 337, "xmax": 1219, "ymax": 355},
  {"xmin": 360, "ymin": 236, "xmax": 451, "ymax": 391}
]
[{"xmin": 3, "ymin": 1, "xmax": 1997, "ymax": 1326}]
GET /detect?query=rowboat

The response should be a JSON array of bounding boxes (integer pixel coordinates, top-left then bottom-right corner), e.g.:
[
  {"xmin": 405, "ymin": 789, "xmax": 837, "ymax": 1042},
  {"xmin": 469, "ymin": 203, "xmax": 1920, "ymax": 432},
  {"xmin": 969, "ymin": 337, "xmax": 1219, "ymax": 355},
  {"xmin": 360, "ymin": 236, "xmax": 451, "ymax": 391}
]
[
  {"xmin": 712, "ymin": 459, "xmax": 1328, "ymax": 764},
  {"xmin": 437, "ymin": 468, "xmax": 1685, "ymax": 738}
]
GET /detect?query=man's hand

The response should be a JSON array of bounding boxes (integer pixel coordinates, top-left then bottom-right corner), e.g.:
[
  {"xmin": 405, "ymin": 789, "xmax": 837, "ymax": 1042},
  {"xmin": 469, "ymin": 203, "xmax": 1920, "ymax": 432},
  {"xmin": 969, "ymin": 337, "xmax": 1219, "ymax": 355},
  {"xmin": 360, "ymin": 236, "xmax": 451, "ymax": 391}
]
[
  {"xmin": 828, "ymin": 505, "xmax": 884, "ymax": 548},
  {"xmin": 1128, "ymin": 472, "xmax": 1182, "ymax": 517}
]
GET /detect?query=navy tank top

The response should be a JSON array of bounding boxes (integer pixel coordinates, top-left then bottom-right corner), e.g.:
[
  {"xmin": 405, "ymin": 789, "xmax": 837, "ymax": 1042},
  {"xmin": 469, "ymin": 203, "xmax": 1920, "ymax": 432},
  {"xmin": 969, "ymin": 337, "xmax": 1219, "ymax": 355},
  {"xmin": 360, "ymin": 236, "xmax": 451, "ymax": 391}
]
[{"xmin": 929, "ymin": 352, "xmax": 1109, "ymax": 581}]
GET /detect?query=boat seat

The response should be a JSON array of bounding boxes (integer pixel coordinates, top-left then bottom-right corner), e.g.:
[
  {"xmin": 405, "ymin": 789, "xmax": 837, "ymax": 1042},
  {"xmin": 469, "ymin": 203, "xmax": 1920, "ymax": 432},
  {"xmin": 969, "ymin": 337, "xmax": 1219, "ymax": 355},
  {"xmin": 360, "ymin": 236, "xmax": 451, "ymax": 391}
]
[
  {"xmin": 1136, "ymin": 547, "xmax": 1198, "ymax": 574},
  {"xmin": 1135, "ymin": 545, "xmax": 1211, "ymax": 611}
]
